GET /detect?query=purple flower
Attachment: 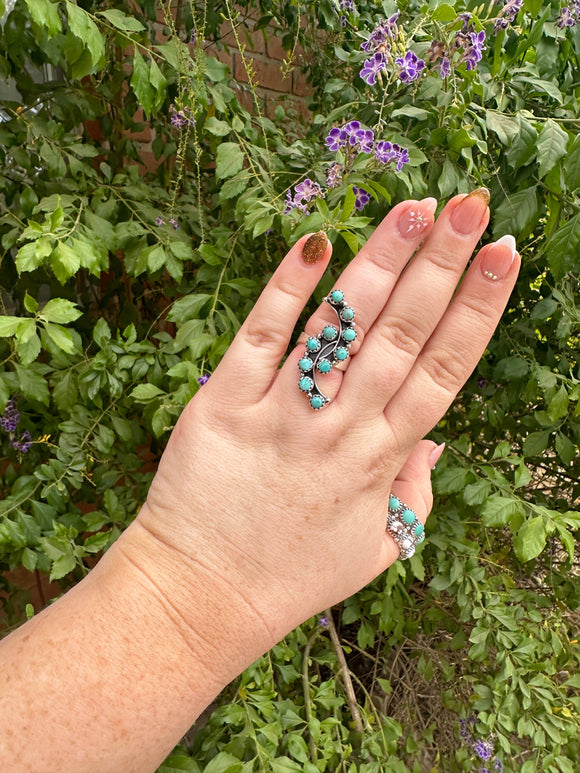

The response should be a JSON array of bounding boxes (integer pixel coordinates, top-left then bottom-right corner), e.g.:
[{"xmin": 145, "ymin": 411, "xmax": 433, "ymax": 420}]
[
  {"xmin": 10, "ymin": 430, "xmax": 32, "ymax": 454},
  {"xmin": 395, "ymin": 50, "xmax": 425, "ymax": 83},
  {"xmin": 494, "ymin": 0, "xmax": 523, "ymax": 30},
  {"xmin": 440, "ymin": 56, "xmax": 451, "ymax": 78},
  {"xmin": 494, "ymin": 761, "xmax": 503, "ymax": 772},
  {"xmin": 375, "ymin": 141, "xmax": 410, "ymax": 171},
  {"xmin": 189, "ymin": 28, "xmax": 197, "ymax": 45},
  {"xmin": 557, "ymin": 2, "xmax": 580, "ymax": 27},
  {"xmin": 462, "ymin": 31, "xmax": 486, "ymax": 70},
  {"xmin": 155, "ymin": 216, "xmax": 165, "ymax": 226},
  {"xmin": 284, "ymin": 179, "xmax": 324, "ymax": 215},
  {"xmin": 360, "ymin": 51, "xmax": 387, "ymax": 85},
  {"xmin": 474, "ymin": 741, "xmax": 493, "ymax": 761},
  {"xmin": 197, "ymin": 374, "xmax": 210, "ymax": 385},
  {"xmin": 0, "ymin": 399, "xmax": 20, "ymax": 433},
  {"xmin": 169, "ymin": 218, "xmax": 179, "ymax": 230},
  {"xmin": 325, "ymin": 126, "xmax": 348, "ymax": 151},
  {"xmin": 353, "ymin": 186, "xmax": 370, "ymax": 211},
  {"xmin": 319, "ymin": 616, "xmax": 329, "ymax": 628},
  {"xmin": 170, "ymin": 105, "xmax": 194, "ymax": 128},
  {"xmin": 326, "ymin": 161, "xmax": 343, "ymax": 188},
  {"xmin": 477, "ymin": 377, "xmax": 487, "ymax": 388}
]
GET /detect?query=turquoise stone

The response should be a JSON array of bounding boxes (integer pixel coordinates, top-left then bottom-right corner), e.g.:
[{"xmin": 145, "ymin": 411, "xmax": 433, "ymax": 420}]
[
  {"xmin": 317, "ymin": 359, "xmax": 332, "ymax": 373},
  {"xmin": 310, "ymin": 395, "xmax": 324, "ymax": 409},
  {"xmin": 402, "ymin": 509, "xmax": 415, "ymax": 525},
  {"xmin": 323, "ymin": 325, "xmax": 338, "ymax": 340},
  {"xmin": 299, "ymin": 377, "xmax": 313, "ymax": 392},
  {"xmin": 389, "ymin": 495, "xmax": 401, "ymax": 510},
  {"xmin": 417, "ymin": 533, "xmax": 425, "ymax": 543},
  {"xmin": 342, "ymin": 328, "xmax": 356, "ymax": 342},
  {"xmin": 336, "ymin": 347, "xmax": 348, "ymax": 361},
  {"xmin": 306, "ymin": 337, "xmax": 320, "ymax": 352},
  {"xmin": 330, "ymin": 290, "xmax": 344, "ymax": 303},
  {"xmin": 341, "ymin": 307, "xmax": 355, "ymax": 321},
  {"xmin": 414, "ymin": 522, "xmax": 424, "ymax": 536},
  {"xmin": 299, "ymin": 357, "xmax": 313, "ymax": 372}
]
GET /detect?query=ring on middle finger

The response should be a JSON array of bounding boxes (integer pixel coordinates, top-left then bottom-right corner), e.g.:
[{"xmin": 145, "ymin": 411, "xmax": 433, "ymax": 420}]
[{"xmin": 298, "ymin": 290, "xmax": 357, "ymax": 410}]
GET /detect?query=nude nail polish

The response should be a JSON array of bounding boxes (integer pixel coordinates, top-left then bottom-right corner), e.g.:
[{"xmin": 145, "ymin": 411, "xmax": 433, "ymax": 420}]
[
  {"xmin": 429, "ymin": 442, "xmax": 446, "ymax": 469},
  {"xmin": 398, "ymin": 197, "xmax": 438, "ymax": 239},
  {"xmin": 480, "ymin": 234, "xmax": 516, "ymax": 281},
  {"xmin": 450, "ymin": 188, "xmax": 490, "ymax": 235},
  {"xmin": 302, "ymin": 232, "xmax": 328, "ymax": 264}
]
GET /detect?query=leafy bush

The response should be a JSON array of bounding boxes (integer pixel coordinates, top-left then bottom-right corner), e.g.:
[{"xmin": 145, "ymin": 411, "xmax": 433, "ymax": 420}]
[{"xmin": 0, "ymin": 0, "xmax": 579, "ymax": 770}]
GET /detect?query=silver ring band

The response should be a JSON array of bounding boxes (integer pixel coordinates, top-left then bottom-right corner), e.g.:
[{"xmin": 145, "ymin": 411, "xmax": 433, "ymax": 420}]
[{"xmin": 386, "ymin": 495, "xmax": 425, "ymax": 559}]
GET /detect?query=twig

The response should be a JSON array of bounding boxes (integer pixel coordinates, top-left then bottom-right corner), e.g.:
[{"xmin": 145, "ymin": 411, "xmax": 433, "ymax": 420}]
[{"xmin": 324, "ymin": 608, "xmax": 364, "ymax": 733}]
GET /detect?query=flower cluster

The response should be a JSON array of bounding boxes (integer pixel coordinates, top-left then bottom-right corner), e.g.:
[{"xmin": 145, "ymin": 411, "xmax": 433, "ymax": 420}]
[
  {"xmin": 170, "ymin": 104, "xmax": 195, "ymax": 128},
  {"xmin": 493, "ymin": 0, "xmax": 524, "ymax": 31},
  {"xmin": 359, "ymin": 14, "xmax": 402, "ymax": 85},
  {"xmin": 427, "ymin": 14, "xmax": 487, "ymax": 78},
  {"xmin": 352, "ymin": 186, "xmax": 370, "ymax": 211},
  {"xmin": 325, "ymin": 122, "xmax": 410, "ymax": 172},
  {"xmin": 395, "ymin": 50, "xmax": 425, "ymax": 83},
  {"xmin": 325, "ymin": 161, "xmax": 343, "ymax": 188},
  {"xmin": 459, "ymin": 717, "xmax": 503, "ymax": 773},
  {"xmin": 197, "ymin": 374, "xmax": 210, "ymax": 386},
  {"xmin": 284, "ymin": 178, "xmax": 324, "ymax": 215},
  {"xmin": 336, "ymin": 0, "xmax": 355, "ymax": 28},
  {"xmin": 1, "ymin": 398, "xmax": 33, "ymax": 454},
  {"xmin": 557, "ymin": 1, "xmax": 580, "ymax": 27}
]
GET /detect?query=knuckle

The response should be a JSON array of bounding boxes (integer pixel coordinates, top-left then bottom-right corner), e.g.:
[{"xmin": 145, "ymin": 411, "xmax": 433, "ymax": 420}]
[
  {"xmin": 425, "ymin": 245, "xmax": 464, "ymax": 275},
  {"xmin": 242, "ymin": 321, "xmax": 284, "ymax": 351},
  {"xmin": 421, "ymin": 347, "xmax": 463, "ymax": 394},
  {"xmin": 364, "ymin": 248, "xmax": 401, "ymax": 281},
  {"xmin": 378, "ymin": 314, "xmax": 426, "ymax": 359}
]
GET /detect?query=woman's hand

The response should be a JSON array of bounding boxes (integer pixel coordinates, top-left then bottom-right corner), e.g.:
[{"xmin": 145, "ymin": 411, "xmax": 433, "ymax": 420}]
[{"xmin": 125, "ymin": 190, "xmax": 519, "ymax": 676}]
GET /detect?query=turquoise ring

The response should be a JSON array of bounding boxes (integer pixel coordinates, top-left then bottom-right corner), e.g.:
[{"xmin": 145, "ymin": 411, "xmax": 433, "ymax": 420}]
[
  {"xmin": 386, "ymin": 495, "xmax": 425, "ymax": 559},
  {"xmin": 298, "ymin": 290, "xmax": 356, "ymax": 410}
]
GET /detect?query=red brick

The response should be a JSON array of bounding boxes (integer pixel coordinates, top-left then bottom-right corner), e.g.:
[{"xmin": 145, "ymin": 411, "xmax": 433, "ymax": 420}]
[
  {"xmin": 234, "ymin": 54, "xmax": 291, "ymax": 93},
  {"xmin": 292, "ymin": 68, "xmax": 311, "ymax": 97},
  {"xmin": 219, "ymin": 19, "xmax": 266, "ymax": 54},
  {"xmin": 265, "ymin": 32, "xmax": 287, "ymax": 61}
]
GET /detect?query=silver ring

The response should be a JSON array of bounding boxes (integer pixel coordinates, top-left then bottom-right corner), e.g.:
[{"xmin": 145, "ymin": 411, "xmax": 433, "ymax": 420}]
[{"xmin": 386, "ymin": 495, "xmax": 425, "ymax": 559}]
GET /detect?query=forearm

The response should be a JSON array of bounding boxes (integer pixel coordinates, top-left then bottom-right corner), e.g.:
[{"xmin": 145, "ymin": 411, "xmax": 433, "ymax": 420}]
[{"xmin": 0, "ymin": 508, "xmax": 277, "ymax": 773}]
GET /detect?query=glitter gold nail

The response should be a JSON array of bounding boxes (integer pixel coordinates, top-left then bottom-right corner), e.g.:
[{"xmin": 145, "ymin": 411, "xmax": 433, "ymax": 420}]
[
  {"xmin": 302, "ymin": 232, "xmax": 328, "ymax": 264},
  {"xmin": 464, "ymin": 187, "xmax": 490, "ymax": 205}
]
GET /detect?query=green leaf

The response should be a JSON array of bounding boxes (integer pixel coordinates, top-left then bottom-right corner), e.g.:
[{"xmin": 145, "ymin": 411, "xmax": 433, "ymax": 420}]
[
  {"xmin": 157, "ymin": 753, "xmax": 201, "ymax": 773},
  {"xmin": 463, "ymin": 479, "xmax": 491, "ymax": 506},
  {"xmin": 514, "ymin": 516, "xmax": 548, "ymax": 562},
  {"xmin": 548, "ymin": 385, "xmax": 569, "ymax": 421},
  {"xmin": 340, "ymin": 187, "xmax": 356, "ymax": 220},
  {"xmin": 14, "ymin": 364, "xmax": 49, "ymax": 405},
  {"xmin": 43, "ymin": 323, "xmax": 76, "ymax": 354},
  {"xmin": 493, "ymin": 187, "xmax": 540, "ymax": 240},
  {"xmin": 203, "ymin": 752, "xmax": 243, "ymax": 773},
  {"xmin": 523, "ymin": 430, "xmax": 550, "ymax": 457},
  {"xmin": 564, "ymin": 134, "xmax": 580, "ymax": 191},
  {"xmin": 216, "ymin": 143, "xmax": 244, "ymax": 180},
  {"xmin": 39, "ymin": 298, "xmax": 82, "ymax": 324},
  {"xmin": 537, "ymin": 119, "xmax": 569, "ymax": 180},
  {"xmin": 481, "ymin": 495, "xmax": 525, "ymax": 528},
  {"xmin": 545, "ymin": 213, "xmax": 580, "ymax": 280},
  {"xmin": 0, "ymin": 316, "xmax": 21, "ymax": 336},
  {"xmin": 23, "ymin": 293, "xmax": 39, "ymax": 314},
  {"xmin": 51, "ymin": 241, "xmax": 81, "ymax": 283},
  {"xmin": 131, "ymin": 48, "xmax": 154, "ymax": 115},
  {"xmin": 131, "ymin": 384, "xmax": 165, "ymax": 401},
  {"xmin": 66, "ymin": 1, "xmax": 105, "ymax": 76},
  {"xmin": 23, "ymin": 0, "xmax": 62, "ymax": 36},
  {"xmin": 205, "ymin": 117, "xmax": 231, "ymax": 136},
  {"xmin": 98, "ymin": 9, "xmax": 146, "ymax": 32},
  {"xmin": 16, "ymin": 333, "xmax": 41, "ymax": 366},
  {"xmin": 555, "ymin": 431, "xmax": 575, "ymax": 465},
  {"xmin": 50, "ymin": 553, "xmax": 77, "ymax": 582},
  {"xmin": 434, "ymin": 466, "xmax": 468, "ymax": 494},
  {"xmin": 494, "ymin": 356, "xmax": 529, "ymax": 380},
  {"xmin": 53, "ymin": 370, "xmax": 78, "ymax": 412}
]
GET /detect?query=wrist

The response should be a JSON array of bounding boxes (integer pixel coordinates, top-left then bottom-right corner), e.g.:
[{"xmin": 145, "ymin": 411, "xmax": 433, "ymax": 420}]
[{"xmin": 116, "ymin": 504, "xmax": 282, "ymax": 687}]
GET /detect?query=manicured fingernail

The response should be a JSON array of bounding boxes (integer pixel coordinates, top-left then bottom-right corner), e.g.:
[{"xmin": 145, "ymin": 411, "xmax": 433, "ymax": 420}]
[
  {"xmin": 429, "ymin": 442, "xmax": 446, "ymax": 469},
  {"xmin": 480, "ymin": 235, "xmax": 517, "ymax": 281},
  {"xmin": 450, "ymin": 188, "xmax": 490, "ymax": 235},
  {"xmin": 302, "ymin": 232, "xmax": 328, "ymax": 264},
  {"xmin": 398, "ymin": 197, "xmax": 438, "ymax": 239}
]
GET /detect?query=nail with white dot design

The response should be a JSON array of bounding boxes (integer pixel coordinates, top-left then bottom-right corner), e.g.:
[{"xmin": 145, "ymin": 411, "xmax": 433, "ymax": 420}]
[{"xmin": 481, "ymin": 234, "xmax": 517, "ymax": 281}]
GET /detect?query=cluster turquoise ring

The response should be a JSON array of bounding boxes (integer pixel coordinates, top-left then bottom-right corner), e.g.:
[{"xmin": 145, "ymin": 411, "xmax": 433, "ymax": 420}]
[
  {"xmin": 386, "ymin": 496, "xmax": 425, "ymax": 559},
  {"xmin": 298, "ymin": 290, "xmax": 357, "ymax": 410}
]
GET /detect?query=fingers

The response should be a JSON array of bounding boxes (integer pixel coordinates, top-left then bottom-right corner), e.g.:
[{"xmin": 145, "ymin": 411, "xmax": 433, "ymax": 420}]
[
  {"xmin": 207, "ymin": 233, "xmax": 331, "ymax": 404},
  {"xmin": 373, "ymin": 439, "xmax": 439, "ymax": 570},
  {"xmin": 339, "ymin": 190, "xmax": 491, "ymax": 417},
  {"xmin": 384, "ymin": 239, "xmax": 521, "ymax": 447},
  {"xmin": 273, "ymin": 198, "xmax": 438, "ymax": 408}
]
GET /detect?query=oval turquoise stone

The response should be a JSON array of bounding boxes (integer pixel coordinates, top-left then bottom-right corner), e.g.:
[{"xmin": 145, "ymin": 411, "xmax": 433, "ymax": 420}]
[
  {"xmin": 323, "ymin": 325, "xmax": 338, "ymax": 340},
  {"xmin": 310, "ymin": 395, "xmax": 324, "ymax": 409},
  {"xmin": 331, "ymin": 290, "xmax": 344, "ymax": 303},
  {"xmin": 389, "ymin": 495, "xmax": 401, "ymax": 510},
  {"xmin": 414, "ymin": 522, "xmax": 424, "ymax": 536},
  {"xmin": 299, "ymin": 377, "xmax": 313, "ymax": 392},
  {"xmin": 336, "ymin": 347, "xmax": 348, "ymax": 361},
  {"xmin": 402, "ymin": 509, "xmax": 415, "ymax": 525},
  {"xmin": 299, "ymin": 357, "xmax": 313, "ymax": 371},
  {"xmin": 317, "ymin": 359, "xmax": 332, "ymax": 373},
  {"xmin": 342, "ymin": 328, "xmax": 356, "ymax": 342},
  {"xmin": 417, "ymin": 533, "xmax": 425, "ymax": 543},
  {"xmin": 341, "ymin": 307, "xmax": 354, "ymax": 321},
  {"xmin": 306, "ymin": 337, "xmax": 320, "ymax": 352}
]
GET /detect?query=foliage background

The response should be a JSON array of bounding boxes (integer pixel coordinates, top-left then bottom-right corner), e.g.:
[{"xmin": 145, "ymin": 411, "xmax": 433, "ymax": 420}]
[{"xmin": 0, "ymin": 0, "xmax": 579, "ymax": 770}]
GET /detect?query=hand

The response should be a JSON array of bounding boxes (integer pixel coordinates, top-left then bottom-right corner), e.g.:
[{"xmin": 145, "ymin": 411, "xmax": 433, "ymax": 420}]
[{"xmin": 127, "ymin": 191, "xmax": 519, "ymax": 673}]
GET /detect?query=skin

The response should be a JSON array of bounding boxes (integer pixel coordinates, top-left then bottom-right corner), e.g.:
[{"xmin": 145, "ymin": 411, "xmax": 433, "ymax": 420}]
[{"xmin": 0, "ymin": 194, "xmax": 520, "ymax": 773}]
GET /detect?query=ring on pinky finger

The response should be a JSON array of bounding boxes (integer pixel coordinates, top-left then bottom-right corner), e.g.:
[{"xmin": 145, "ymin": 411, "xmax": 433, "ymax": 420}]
[{"xmin": 386, "ymin": 495, "xmax": 426, "ymax": 559}]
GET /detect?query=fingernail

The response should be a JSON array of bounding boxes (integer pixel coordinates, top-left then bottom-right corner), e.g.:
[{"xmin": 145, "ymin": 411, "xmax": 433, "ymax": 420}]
[
  {"xmin": 398, "ymin": 197, "xmax": 438, "ymax": 239},
  {"xmin": 480, "ymin": 234, "xmax": 517, "ymax": 281},
  {"xmin": 302, "ymin": 232, "xmax": 329, "ymax": 264},
  {"xmin": 450, "ymin": 188, "xmax": 490, "ymax": 235},
  {"xmin": 429, "ymin": 442, "xmax": 446, "ymax": 469}
]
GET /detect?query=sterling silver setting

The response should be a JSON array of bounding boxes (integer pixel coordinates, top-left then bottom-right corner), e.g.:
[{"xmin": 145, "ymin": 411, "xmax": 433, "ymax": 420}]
[
  {"xmin": 386, "ymin": 495, "xmax": 425, "ymax": 560},
  {"xmin": 298, "ymin": 290, "xmax": 357, "ymax": 410}
]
